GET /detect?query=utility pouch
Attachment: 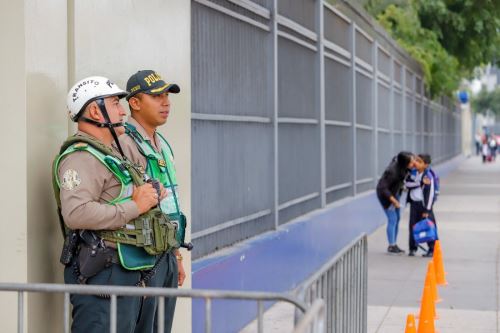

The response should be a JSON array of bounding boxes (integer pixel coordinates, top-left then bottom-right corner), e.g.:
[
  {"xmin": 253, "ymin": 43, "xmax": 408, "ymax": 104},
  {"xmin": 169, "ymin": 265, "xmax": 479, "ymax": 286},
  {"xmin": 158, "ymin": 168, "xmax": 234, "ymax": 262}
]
[
  {"xmin": 77, "ymin": 231, "xmax": 117, "ymax": 284},
  {"xmin": 60, "ymin": 230, "xmax": 79, "ymax": 266},
  {"xmin": 142, "ymin": 211, "xmax": 178, "ymax": 255}
]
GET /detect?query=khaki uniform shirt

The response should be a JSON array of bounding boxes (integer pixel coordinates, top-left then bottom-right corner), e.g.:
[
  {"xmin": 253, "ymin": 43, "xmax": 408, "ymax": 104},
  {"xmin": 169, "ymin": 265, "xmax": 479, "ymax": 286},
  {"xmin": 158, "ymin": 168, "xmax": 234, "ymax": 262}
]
[
  {"xmin": 118, "ymin": 118, "xmax": 163, "ymax": 170},
  {"xmin": 58, "ymin": 131, "xmax": 139, "ymax": 230}
]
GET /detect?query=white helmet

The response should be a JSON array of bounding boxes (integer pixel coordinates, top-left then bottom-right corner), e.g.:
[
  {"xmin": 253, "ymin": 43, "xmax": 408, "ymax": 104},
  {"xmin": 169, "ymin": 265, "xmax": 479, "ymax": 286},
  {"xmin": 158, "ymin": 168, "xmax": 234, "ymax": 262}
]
[{"xmin": 66, "ymin": 76, "xmax": 127, "ymax": 121}]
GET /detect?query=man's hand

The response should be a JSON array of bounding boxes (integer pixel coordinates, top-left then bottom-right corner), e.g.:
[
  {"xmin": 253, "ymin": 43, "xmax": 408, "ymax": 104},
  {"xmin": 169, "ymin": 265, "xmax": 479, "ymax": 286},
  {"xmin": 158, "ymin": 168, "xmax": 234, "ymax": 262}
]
[
  {"xmin": 178, "ymin": 259, "xmax": 186, "ymax": 286},
  {"xmin": 422, "ymin": 212, "xmax": 429, "ymax": 218},
  {"xmin": 132, "ymin": 183, "xmax": 158, "ymax": 214},
  {"xmin": 175, "ymin": 250, "xmax": 186, "ymax": 286},
  {"xmin": 423, "ymin": 176, "xmax": 431, "ymax": 185},
  {"xmin": 159, "ymin": 183, "xmax": 168, "ymax": 200}
]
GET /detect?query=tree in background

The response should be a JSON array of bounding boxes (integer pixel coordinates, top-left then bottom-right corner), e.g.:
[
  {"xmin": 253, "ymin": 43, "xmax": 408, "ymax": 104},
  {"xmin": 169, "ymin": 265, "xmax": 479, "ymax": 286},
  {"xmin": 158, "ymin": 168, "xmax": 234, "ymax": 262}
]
[
  {"xmin": 363, "ymin": 0, "xmax": 500, "ymax": 98},
  {"xmin": 472, "ymin": 88, "xmax": 500, "ymax": 115}
]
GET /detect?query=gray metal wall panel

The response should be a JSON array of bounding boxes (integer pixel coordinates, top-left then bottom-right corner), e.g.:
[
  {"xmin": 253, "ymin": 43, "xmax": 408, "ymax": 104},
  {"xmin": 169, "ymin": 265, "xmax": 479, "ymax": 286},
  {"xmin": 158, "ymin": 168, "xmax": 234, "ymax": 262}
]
[
  {"xmin": 393, "ymin": 91, "xmax": 403, "ymax": 131},
  {"xmin": 192, "ymin": 3, "xmax": 272, "ymax": 118},
  {"xmin": 278, "ymin": 197, "xmax": 320, "ymax": 225},
  {"xmin": 377, "ymin": 49, "xmax": 390, "ymax": 76},
  {"xmin": 324, "ymin": 8, "xmax": 350, "ymax": 51},
  {"xmin": 378, "ymin": 84, "xmax": 390, "ymax": 129},
  {"xmin": 193, "ymin": 214, "xmax": 274, "ymax": 258},
  {"xmin": 325, "ymin": 58, "xmax": 351, "ymax": 122},
  {"xmin": 405, "ymin": 95, "xmax": 414, "ymax": 133},
  {"xmin": 355, "ymin": 30, "xmax": 373, "ymax": 65},
  {"xmin": 356, "ymin": 72, "xmax": 373, "ymax": 126},
  {"xmin": 405, "ymin": 69, "xmax": 413, "ymax": 90},
  {"xmin": 327, "ymin": 187, "xmax": 352, "ymax": 204},
  {"xmin": 394, "ymin": 62, "xmax": 402, "ymax": 84},
  {"xmin": 250, "ymin": 0, "xmax": 273, "ymax": 8},
  {"xmin": 278, "ymin": 0, "xmax": 316, "ymax": 31},
  {"xmin": 356, "ymin": 129, "xmax": 374, "ymax": 180},
  {"xmin": 415, "ymin": 101, "xmax": 422, "ymax": 132},
  {"xmin": 324, "ymin": 9, "xmax": 351, "ymax": 51},
  {"xmin": 357, "ymin": 182, "xmax": 373, "ymax": 193},
  {"xmin": 278, "ymin": 37, "xmax": 318, "ymax": 119},
  {"xmin": 192, "ymin": 120, "xmax": 273, "ymax": 231},
  {"xmin": 377, "ymin": 132, "xmax": 391, "ymax": 174},
  {"xmin": 278, "ymin": 124, "xmax": 320, "ymax": 203},
  {"xmin": 326, "ymin": 125, "xmax": 353, "ymax": 189},
  {"xmin": 394, "ymin": 133, "xmax": 403, "ymax": 153}
]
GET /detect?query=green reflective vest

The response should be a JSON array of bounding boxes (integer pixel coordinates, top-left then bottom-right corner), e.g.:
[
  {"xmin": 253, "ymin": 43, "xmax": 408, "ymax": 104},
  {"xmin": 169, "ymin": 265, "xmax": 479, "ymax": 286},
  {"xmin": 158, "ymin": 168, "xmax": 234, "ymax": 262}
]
[
  {"xmin": 52, "ymin": 134, "xmax": 178, "ymax": 270},
  {"xmin": 124, "ymin": 123, "xmax": 187, "ymax": 245}
]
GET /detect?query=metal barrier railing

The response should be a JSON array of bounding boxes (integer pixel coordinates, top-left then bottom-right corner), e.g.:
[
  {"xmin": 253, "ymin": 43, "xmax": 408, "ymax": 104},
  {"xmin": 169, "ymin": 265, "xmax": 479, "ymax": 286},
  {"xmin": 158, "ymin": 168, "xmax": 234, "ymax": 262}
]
[
  {"xmin": 0, "ymin": 282, "xmax": 325, "ymax": 333},
  {"xmin": 294, "ymin": 234, "xmax": 368, "ymax": 333},
  {"xmin": 292, "ymin": 299, "xmax": 326, "ymax": 333}
]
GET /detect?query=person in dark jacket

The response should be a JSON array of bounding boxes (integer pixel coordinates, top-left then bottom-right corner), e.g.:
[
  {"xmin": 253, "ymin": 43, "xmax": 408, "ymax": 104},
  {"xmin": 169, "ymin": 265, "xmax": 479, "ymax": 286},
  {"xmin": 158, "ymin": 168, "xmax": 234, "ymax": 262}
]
[{"xmin": 376, "ymin": 151, "xmax": 415, "ymax": 254}]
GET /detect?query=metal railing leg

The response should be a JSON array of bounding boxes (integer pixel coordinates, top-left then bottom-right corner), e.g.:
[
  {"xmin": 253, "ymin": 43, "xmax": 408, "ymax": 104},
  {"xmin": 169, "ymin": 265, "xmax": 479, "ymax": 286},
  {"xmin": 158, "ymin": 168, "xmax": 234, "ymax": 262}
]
[
  {"xmin": 64, "ymin": 292, "xmax": 70, "ymax": 333},
  {"xmin": 18, "ymin": 291, "xmax": 24, "ymax": 333},
  {"xmin": 257, "ymin": 300, "xmax": 264, "ymax": 333},
  {"xmin": 157, "ymin": 296, "xmax": 165, "ymax": 333},
  {"xmin": 205, "ymin": 298, "xmax": 212, "ymax": 333},
  {"xmin": 110, "ymin": 295, "xmax": 117, "ymax": 333}
]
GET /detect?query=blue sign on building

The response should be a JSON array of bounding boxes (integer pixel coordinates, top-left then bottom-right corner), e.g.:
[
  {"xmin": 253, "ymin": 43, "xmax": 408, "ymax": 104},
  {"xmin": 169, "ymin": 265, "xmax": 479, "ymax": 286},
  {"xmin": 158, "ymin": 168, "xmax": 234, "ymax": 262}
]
[{"xmin": 458, "ymin": 90, "xmax": 469, "ymax": 104}]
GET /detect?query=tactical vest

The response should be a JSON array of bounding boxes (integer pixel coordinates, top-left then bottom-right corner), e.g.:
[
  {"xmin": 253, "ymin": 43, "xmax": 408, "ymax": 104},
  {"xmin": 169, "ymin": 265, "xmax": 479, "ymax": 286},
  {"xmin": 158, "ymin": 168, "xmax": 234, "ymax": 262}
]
[
  {"xmin": 124, "ymin": 123, "xmax": 187, "ymax": 246},
  {"xmin": 52, "ymin": 134, "xmax": 178, "ymax": 270}
]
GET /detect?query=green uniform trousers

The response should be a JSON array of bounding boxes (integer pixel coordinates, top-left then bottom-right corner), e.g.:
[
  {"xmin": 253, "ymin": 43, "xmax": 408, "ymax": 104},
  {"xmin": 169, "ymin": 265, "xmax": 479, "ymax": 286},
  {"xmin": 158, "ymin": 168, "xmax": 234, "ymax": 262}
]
[
  {"xmin": 139, "ymin": 251, "xmax": 178, "ymax": 333},
  {"xmin": 64, "ymin": 259, "xmax": 154, "ymax": 333}
]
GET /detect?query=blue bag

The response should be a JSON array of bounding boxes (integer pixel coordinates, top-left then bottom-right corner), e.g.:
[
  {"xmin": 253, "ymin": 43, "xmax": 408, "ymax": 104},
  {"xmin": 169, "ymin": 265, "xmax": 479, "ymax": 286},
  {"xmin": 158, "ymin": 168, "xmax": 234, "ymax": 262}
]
[{"xmin": 412, "ymin": 218, "xmax": 437, "ymax": 243}]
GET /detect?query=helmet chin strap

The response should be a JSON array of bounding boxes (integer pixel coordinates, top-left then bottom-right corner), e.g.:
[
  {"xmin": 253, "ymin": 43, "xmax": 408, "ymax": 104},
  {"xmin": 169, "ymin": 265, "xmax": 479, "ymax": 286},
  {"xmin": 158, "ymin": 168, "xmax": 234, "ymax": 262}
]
[{"xmin": 81, "ymin": 98, "xmax": 126, "ymax": 159}]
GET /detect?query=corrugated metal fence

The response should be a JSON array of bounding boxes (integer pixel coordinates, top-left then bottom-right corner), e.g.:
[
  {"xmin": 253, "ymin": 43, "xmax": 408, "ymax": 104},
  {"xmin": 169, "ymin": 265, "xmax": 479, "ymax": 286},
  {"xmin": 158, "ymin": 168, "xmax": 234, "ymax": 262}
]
[{"xmin": 191, "ymin": 0, "xmax": 462, "ymax": 258}]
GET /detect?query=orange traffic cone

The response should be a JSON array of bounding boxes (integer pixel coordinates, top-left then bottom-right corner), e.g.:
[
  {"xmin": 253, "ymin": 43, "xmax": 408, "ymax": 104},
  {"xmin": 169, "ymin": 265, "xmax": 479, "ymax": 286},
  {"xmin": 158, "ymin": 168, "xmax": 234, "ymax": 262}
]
[
  {"xmin": 405, "ymin": 314, "xmax": 417, "ymax": 333},
  {"xmin": 417, "ymin": 285, "xmax": 436, "ymax": 333},
  {"xmin": 433, "ymin": 240, "xmax": 448, "ymax": 286},
  {"xmin": 426, "ymin": 261, "xmax": 442, "ymax": 303}
]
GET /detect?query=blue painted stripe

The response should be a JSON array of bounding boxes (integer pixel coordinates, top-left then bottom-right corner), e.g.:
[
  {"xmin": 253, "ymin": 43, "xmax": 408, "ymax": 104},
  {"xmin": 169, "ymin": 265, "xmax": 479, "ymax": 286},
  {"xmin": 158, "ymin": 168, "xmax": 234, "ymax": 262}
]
[{"xmin": 191, "ymin": 155, "xmax": 462, "ymax": 333}]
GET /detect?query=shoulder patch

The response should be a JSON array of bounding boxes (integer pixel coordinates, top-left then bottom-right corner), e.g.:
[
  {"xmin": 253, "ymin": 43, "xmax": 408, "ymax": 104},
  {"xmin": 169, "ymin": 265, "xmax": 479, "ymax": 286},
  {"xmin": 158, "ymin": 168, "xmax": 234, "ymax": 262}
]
[{"xmin": 61, "ymin": 169, "xmax": 81, "ymax": 191}]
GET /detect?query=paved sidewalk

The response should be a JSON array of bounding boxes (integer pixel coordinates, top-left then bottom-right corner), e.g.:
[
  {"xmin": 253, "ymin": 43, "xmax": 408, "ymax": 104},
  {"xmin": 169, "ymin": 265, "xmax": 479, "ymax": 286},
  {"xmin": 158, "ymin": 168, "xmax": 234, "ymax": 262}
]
[{"xmin": 368, "ymin": 156, "xmax": 500, "ymax": 332}]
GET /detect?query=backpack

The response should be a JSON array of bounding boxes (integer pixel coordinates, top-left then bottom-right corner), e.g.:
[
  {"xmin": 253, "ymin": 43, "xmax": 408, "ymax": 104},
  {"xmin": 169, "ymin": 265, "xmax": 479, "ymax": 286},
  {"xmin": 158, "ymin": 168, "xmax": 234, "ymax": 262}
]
[{"xmin": 427, "ymin": 168, "xmax": 440, "ymax": 201}]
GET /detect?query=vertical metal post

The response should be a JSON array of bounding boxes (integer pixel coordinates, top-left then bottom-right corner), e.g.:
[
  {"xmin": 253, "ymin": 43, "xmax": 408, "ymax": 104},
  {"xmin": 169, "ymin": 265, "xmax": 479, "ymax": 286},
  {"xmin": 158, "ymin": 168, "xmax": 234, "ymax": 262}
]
[
  {"xmin": 351, "ymin": 23, "xmax": 357, "ymax": 196},
  {"xmin": 257, "ymin": 300, "xmax": 264, "ymax": 333},
  {"xmin": 157, "ymin": 297, "xmax": 165, "ymax": 333},
  {"xmin": 362, "ymin": 237, "xmax": 368, "ymax": 333},
  {"xmin": 110, "ymin": 294, "xmax": 117, "ymax": 333},
  {"xmin": 420, "ymin": 79, "xmax": 424, "ymax": 152},
  {"xmin": 389, "ymin": 56, "xmax": 395, "ymax": 155},
  {"xmin": 18, "ymin": 291, "xmax": 24, "ymax": 333},
  {"xmin": 272, "ymin": 0, "xmax": 279, "ymax": 229},
  {"xmin": 205, "ymin": 298, "xmax": 212, "ymax": 333},
  {"xmin": 401, "ymin": 67, "xmax": 407, "ymax": 149},
  {"xmin": 317, "ymin": 0, "xmax": 326, "ymax": 208},
  {"xmin": 373, "ymin": 41, "xmax": 379, "ymax": 183},
  {"xmin": 64, "ymin": 292, "xmax": 70, "ymax": 333}
]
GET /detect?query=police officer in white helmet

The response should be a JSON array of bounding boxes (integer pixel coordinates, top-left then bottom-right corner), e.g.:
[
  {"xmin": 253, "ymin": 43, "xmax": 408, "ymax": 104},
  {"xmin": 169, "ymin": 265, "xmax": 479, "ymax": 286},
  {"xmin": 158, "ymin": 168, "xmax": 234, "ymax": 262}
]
[{"xmin": 53, "ymin": 76, "xmax": 163, "ymax": 332}]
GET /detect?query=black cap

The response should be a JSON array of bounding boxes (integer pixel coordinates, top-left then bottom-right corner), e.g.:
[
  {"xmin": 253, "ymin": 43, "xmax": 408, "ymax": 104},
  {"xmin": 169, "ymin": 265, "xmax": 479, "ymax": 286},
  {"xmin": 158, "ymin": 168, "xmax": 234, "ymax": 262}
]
[{"xmin": 126, "ymin": 70, "xmax": 180, "ymax": 101}]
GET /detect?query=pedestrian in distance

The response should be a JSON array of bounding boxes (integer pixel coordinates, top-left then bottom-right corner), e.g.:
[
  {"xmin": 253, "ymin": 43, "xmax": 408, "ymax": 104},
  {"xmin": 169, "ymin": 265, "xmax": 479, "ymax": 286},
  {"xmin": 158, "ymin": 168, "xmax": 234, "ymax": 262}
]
[
  {"xmin": 405, "ymin": 154, "xmax": 439, "ymax": 257},
  {"xmin": 376, "ymin": 151, "xmax": 415, "ymax": 255},
  {"xmin": 120, "ymin": 70, "xmax": 188, "ymax": 333},
  {"xmin": 53, "ymin": 76, "xmax": 175, "ymax": 332}
]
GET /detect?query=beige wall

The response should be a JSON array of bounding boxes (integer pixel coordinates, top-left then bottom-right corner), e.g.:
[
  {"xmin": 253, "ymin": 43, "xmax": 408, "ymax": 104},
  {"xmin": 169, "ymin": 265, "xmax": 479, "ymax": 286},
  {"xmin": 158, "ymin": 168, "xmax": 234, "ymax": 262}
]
[
  {"xmin": 461, "ymin": 104, "xmax": 472, "ymax": 156},
  {"xmin": 0, "ymin": 0, "xmax": 28, "ymax": 331},
  {"xmin": 1, "ymin": 1, "xmax": 191, "ymax": 332}
]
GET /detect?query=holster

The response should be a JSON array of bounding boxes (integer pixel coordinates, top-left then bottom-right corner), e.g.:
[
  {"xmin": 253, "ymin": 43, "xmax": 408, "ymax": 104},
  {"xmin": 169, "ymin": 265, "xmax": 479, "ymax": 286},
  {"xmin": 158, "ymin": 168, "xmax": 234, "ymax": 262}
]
[{"xmin": 76, "ymin": 231, "xmax": 118, "ymax": 284}]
